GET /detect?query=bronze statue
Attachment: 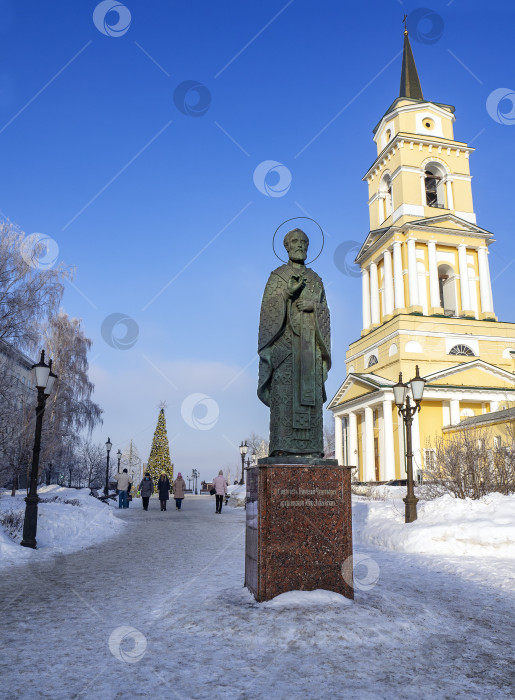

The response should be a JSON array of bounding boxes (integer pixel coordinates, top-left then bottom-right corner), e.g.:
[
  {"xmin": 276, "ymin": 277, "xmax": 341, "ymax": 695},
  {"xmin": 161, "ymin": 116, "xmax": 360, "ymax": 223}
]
[{"xmin": 258, "ymin": 228, "xmax": 331, "ymax": 458}]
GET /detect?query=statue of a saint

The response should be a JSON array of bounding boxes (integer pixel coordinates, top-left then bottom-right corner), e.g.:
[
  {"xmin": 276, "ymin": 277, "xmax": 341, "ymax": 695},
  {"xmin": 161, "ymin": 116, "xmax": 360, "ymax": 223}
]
[{"xmin": 257, "ymin": 229, "xmax": 331, "ymax": 458}]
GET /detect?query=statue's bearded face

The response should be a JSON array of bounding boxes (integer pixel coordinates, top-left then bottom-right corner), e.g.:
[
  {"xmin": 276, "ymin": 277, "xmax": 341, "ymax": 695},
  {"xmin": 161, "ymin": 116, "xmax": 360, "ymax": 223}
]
[{"xmin": 284, "ymin": 230, "xmax": 309, "ymax": 263}]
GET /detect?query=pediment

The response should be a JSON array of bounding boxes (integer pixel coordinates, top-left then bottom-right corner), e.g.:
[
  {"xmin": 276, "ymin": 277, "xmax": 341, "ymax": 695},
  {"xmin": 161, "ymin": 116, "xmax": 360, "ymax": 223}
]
[
  {"xmin": 328, "ymin": 372, "xmax": 391, "ymax": 409},
  {"xmin": 408, "ymin": 214, "xmax": 493, "ymax": 237},
  {"xmin": 425, "ymin": 360, "xmax": 515, "ymax": 389}
]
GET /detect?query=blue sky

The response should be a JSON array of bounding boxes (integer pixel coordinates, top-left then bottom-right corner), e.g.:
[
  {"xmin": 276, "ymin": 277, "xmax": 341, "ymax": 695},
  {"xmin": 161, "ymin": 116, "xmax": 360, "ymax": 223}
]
[{"xmin": 2, "ymin": 0, "xmax": 515, "ymax": 481}]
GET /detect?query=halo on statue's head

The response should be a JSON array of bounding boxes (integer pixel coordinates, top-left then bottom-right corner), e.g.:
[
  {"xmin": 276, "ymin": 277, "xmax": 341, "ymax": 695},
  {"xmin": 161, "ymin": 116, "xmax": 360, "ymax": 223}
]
[{"xmin": 272, "ymin": 217, "xmax": 325, "ymax": 265}]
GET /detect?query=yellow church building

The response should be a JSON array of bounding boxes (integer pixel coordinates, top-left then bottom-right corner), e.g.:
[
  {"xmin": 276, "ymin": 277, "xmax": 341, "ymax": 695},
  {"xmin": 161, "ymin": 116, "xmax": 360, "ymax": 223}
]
[{"xmin": 328, "ymin": 28, "xmax": 515, "ymax": 481}]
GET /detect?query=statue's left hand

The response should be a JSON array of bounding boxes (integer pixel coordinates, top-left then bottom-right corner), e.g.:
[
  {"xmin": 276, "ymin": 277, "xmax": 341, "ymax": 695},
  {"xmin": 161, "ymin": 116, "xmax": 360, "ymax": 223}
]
[{"xmin": 296, "ymin": 299, "xmax": 314, "ymax": 312}]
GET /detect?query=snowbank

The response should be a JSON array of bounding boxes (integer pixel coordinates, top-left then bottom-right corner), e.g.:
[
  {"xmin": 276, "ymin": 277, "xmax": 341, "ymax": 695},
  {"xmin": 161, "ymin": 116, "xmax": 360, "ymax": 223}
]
[
  {"xmin": 354, "ymin": 491, "xmax": 515, "ymax": 558},
  {"xmin": 227, "ymin": 483, "xmax": 246, "ymax": 507},
  {"xmin": 0, "ymin": 485, "xmax": 125, "ymax": 567}
]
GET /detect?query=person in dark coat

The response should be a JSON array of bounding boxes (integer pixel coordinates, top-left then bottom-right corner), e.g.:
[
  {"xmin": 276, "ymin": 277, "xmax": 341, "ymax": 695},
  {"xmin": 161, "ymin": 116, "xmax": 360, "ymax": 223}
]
[
  {"xmin": 139, "ymin": 472, "xmax": 154, "ymax": 511},
  {"xmin": 158, "ymin": 472, "xmax": 171, "ymax": 511}
]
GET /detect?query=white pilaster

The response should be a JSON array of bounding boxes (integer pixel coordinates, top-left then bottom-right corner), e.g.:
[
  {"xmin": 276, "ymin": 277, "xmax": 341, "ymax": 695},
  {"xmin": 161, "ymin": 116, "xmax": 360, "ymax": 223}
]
[
  {"xmin": 382, "ymin": 398, "xmax": 396, "ymax": 481},
  {"xmin": 445, "ymin": 178, "xmax": 454, "ymax": 209},
  {"xmin": 450, "ymin": 398, "xmax": 460, "ymax": 425},
  {"xmin": 362, "ymin": 268, "xmax": 371, "ymax": 330},
  {"xmin": 427, "ymin": 240, "xmax": 440, "ymax": 309},
  {"xmin": 370, "ymin": 262, "xmax": 380, "ymax": 325},
  {"xmin": 490, "ymin": 400, "xmax": 499, "ymax": 413},
  {"xmin": 393, "ymin": 241, "xmax": 405, "ymax": 309},
  {"xmin": 364, "ymin": 406, "xmax": 375, "ymax": 482},
  {"xmin": 334, "ymin": 414, "xmax": 344, "ymax": 465},
  {"xmin": 407, "ymin": 239, "xmax": 419, "ymax": 307},
  {"xmin": 383, "ymin": 249, "xmax": 394, "ymax": 316},
  {"xmin": 458, "ymin": 244, "xmax": 471, "ymax": 312},
  {"xmin": 478, "ymin": 247, "xmax": 494, "ymax": 314},
  {"xmin": 349, "ymin": 412, "xmax": 358, "ymax": 468}
]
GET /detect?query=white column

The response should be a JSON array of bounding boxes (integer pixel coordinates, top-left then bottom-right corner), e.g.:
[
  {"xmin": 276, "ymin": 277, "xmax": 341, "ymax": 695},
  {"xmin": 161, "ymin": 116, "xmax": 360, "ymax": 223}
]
[
  {"xmin": 334, "ymin": 415, "xmax": 344, "ymax": 466},
  {"xmin": 450, "ymin": 398, "xmax": 460, "ymax": 425},
  {"xmin": 412, "ymin": 408, "xmax": 422, "ymax": 477},
  {"xmin": 383, "ymin": 249, "xmax": 394, "ymax": 316},
  {"xmin": 364, "ymin": 406, "xmax": 375, "ymax": 482},
  {"xmin": 369, "ymin": 262, "xmax": 380, "ymax": 325},
  {"xmin": 348, "ymin": 412, "xmax": 358, "ymax": 468},
  {"xmin": 362, "ymin": 268, "xmax": 371, "ymax": 330},
  {"xmin": 382, "ymin": 398, "xmax": 396, "ymax": 480},
  {"xmin": 393, "ymin": 241, "xmax": 405, "ymax": 310},
  {"xmin": 478, "ymin": 247, "xmax": 494, "ymax": 314},
  {"xmin": 407, "ymin": 239, "xmax": 419, "ymax": 307},
  {"xmin": 445, "ymin": 178, "xmax": 454, "ymax": 209},
  {"xmin": 427, "ymin": 240, "xmax": 440, "ymax": 309},
  {"xmin": 420, "ymin": 173, "xmax": 426, "ymax": 206},
  {"xmin": 490, "ymin": 400, "xmax": 498, "ymax": 413},
  {"xmin": 398, "ymin": 410, "xmax": 405, "ymax": 477},
  {"xmin": 458, "ymin": 244, "xmax": 471, "ymax": 312}
]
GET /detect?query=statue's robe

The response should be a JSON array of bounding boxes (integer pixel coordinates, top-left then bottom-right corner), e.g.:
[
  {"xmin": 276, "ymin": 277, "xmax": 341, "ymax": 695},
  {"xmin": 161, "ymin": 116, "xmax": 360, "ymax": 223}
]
[{"xmin": 257, "ymin": 262, "xmax": 331, "ymax": 457}]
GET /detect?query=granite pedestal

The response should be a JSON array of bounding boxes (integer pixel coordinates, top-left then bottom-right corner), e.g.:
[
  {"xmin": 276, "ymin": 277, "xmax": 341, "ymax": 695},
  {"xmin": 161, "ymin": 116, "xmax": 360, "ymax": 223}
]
[{"xmin": 245, "ymin": 460, "xmax": 354, "ymax": 602}]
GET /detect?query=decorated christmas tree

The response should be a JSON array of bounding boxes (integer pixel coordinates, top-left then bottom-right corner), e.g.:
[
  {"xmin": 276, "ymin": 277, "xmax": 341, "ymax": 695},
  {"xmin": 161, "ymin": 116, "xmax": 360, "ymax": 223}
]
[{"xmin": 146, "ymin": 405, "xmax": 174, "ymax": 492}]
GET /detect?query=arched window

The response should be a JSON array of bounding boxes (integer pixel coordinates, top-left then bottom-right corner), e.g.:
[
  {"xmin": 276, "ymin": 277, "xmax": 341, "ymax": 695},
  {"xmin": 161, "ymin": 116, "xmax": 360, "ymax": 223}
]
[
  {"xmin": 425, "ymin": 164, "xmax": 446, "ymax": 208},
  {"xmin": 449, "ymin": 344, "xmax": 475, "ymax": 356},
  {"xmin": 438, "ymin": 264, "xmax": 457, "ymax": 316},
  {"xmin": 368, "ymin": 355, "xmax": 378, "ymax": 367}
]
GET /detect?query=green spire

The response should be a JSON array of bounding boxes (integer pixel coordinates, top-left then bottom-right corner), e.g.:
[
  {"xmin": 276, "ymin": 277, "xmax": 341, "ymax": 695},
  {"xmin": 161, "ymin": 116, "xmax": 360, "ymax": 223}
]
[{"xmin": 399, "ymin": 29, "xmax": 423, "ymax": 100}]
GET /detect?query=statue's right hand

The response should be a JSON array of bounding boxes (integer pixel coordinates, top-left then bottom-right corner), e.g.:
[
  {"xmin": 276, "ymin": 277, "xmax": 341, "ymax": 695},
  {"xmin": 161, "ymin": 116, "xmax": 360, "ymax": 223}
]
[{"xmin": 287, "ymin": 274, "xmax": 304, "ymax": 296}]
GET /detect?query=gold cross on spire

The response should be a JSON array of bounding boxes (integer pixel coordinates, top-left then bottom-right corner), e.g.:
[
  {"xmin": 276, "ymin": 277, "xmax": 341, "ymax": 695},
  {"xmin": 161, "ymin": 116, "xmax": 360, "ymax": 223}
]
[{"xmin": 403, "ymin": 14, "xmax": 408, "ymax": 35}]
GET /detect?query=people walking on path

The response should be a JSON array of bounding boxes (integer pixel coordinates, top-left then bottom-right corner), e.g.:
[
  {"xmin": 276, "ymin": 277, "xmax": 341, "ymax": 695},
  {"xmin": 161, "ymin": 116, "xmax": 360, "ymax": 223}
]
[
  {"xmin": 213, "ymin": 470, "xmax": 228, "ymax": 514},
  {"xmin": 173, "ymin": 473, "xmax": 186, "ymax": 510},
  {"xmin": 113, "ymin": 468, "xmax": 131, "ymax": 509},
  {"xmin": 139, "ymin": 473, "xmax": 154, "ymax": 510},
  {"xmin": 158, "ymin": 472, "xmax": 171, "ymax": 511}
]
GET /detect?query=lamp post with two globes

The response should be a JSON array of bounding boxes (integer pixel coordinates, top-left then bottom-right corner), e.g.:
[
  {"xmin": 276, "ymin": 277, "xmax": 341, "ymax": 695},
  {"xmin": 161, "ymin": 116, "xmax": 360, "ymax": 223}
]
[
  {"xmin": 20, "ymin": 350, "xmax": 58, "ymax": 549},
  {"xmin": 393, "ymin": 365, "xmax": 426, "ymax": 524}
]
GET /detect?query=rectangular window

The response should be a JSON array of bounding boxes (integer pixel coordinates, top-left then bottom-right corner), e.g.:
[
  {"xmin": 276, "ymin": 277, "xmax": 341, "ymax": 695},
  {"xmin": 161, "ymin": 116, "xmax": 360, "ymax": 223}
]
[{"xmin": 494, "ymin": 436, "xmax": 502, "ymax": 450}]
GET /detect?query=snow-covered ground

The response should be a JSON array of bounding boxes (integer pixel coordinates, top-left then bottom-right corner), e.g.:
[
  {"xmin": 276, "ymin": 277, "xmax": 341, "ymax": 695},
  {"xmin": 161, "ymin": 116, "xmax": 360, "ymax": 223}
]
[
  {"xmin": 0, "ymin": 485, "xmax": 125, "ymax": 566},
  {"xmin": 0, "ymin": 491, "xmax": 513, "ymax": 698}
]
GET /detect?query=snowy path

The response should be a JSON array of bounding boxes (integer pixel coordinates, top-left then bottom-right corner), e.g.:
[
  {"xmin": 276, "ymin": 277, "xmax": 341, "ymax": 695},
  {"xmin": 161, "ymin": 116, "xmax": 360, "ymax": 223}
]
[{"xmin": 0, "ymin": 496, "xmax": 514, "ymax": 700}]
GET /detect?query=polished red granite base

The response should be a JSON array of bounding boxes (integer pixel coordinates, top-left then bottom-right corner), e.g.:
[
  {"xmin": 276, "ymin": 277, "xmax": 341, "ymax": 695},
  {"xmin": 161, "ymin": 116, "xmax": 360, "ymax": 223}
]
[{"xmin": 245, "ymin": 463, "xmax": 353, "ymax": 602}]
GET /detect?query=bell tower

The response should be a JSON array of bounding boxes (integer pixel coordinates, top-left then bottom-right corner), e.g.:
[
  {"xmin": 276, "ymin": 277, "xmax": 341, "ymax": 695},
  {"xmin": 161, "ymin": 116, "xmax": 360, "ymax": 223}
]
[{"xmin": 328, "ymin": 27, "xmax": 515, "ymax": 483}]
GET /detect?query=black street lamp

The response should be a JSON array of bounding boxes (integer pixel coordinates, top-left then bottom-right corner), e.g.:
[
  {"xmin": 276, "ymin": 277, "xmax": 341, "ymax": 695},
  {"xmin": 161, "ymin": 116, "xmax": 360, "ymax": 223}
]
[
  {"xmin": 104, "ymin": 437, "xmax": 113, "ymax": 496},
  {"xmin": 192, "ymin": 468, "xmax": 199, "ymax": 494},
  {"xmin": 21, "ymin": 351, "xmax": 57, "ymax": 549},
  {"xmin": 117, "ymin": 449, "xmax": 122, "ymax": 473},
  {"xmin": 239, "ymin": 440, "xmax": 248, "ymax": 485},
  {"xmin": 393, "ymin": 365, "xmax": 426, "ymax": 523}
]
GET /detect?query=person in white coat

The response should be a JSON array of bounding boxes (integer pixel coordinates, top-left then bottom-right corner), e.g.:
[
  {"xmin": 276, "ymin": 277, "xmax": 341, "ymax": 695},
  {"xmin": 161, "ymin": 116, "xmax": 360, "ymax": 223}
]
[{"xmin": 212, "ymin": 470, "xmax": 227, "ymax": 514}]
